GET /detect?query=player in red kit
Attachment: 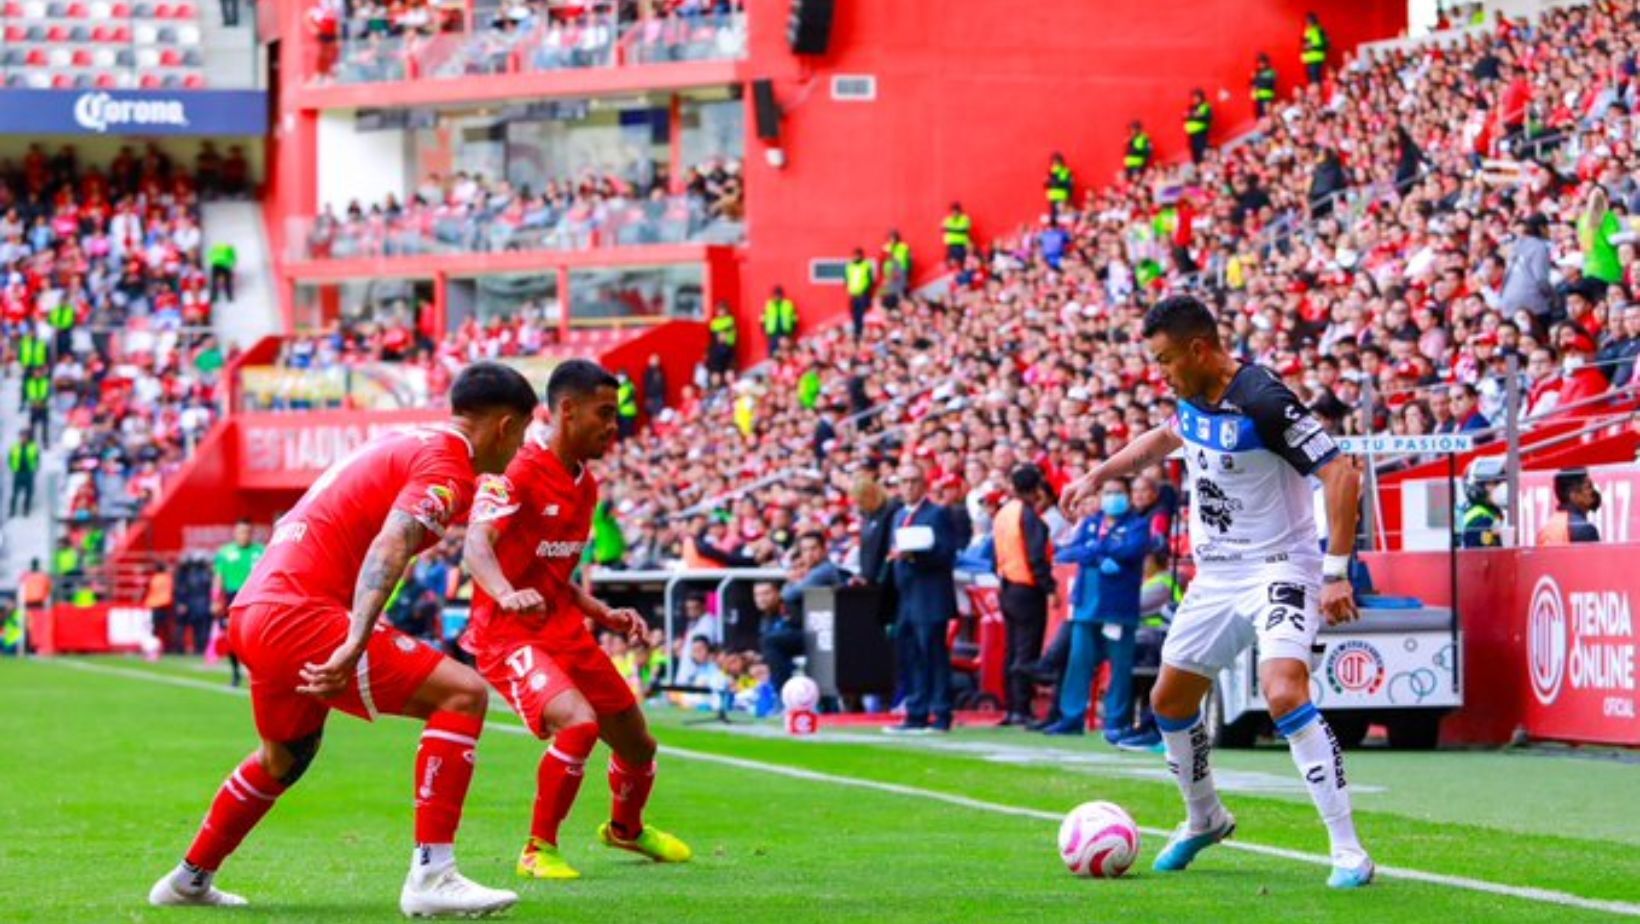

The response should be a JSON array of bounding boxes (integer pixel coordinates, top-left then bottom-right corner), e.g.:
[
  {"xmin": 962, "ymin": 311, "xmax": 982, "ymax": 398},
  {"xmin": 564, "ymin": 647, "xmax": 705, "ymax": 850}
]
[
  {"xmin": 463, "ymin": 359, "xmax": 692, "ymax": 880},
  {"xmin": 149, "ymin": 362, "xmax": 539, "ymax": 919}
]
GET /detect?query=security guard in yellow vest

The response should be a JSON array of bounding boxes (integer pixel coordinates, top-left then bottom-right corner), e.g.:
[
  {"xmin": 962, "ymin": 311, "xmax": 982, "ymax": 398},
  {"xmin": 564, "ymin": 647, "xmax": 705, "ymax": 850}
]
[
  {"xmin": 47, "ymin": 301, "xmax": 75, "ymax": 356},
  {"xmin": 17, "ymin": 329, "xmax": 48, "ymax": 379},
  {"xmin": 7, "ymin": 429, "xmax": 40, "ymax": 518},
  {"xmin": 762, "ymin": 285, "xmax": 797, "ymax": 357},
  {"xmin": 881, "ymin": 229, "xmax": 912, "ymax": 299},
  {"xmin": 706, "ymin": 301, "xmax": 738, "ymax": 376},
  {"xmin": 1251, "ymin": 52, "xmax": 1279, "ymax": 117},
  {"xmin": 23, "ymin": 367, "xmax": 51, "ymax": 442},
  {"xmin": 1184, "ymin": 88, "xmax": 1213, "ymax": 165},
  {"xmin": 1045, "ymin": 153, "xmax": 1073, "ymax": 218},
  {"xmin": 615, "ymin": 370, "xmax": 639, "ymax": 439},
  {"xmin": 1302, "ymin": 12, "xmax": 1329, "ymax": 84},
  {"xmin": 941, "ymin": 201, "xmax": 973, "ymax": 266},
  {"xmin": 844, "ymin": 248, "xmax": 876, "ymax": 341},
  {"xmin": 1123, "ymin": 121, "xmax": 1152, "ymax": 179}
]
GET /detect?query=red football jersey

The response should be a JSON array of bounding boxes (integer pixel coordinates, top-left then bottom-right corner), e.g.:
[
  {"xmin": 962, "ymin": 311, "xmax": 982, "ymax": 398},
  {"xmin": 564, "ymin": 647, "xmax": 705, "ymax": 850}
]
[
  {"xmin": 235, "ymin": 425, "xmax": 477, "ymax": 610},
  {"xmin": 462, "ymin": 427, "xmax": 598, "ymax": 655}
]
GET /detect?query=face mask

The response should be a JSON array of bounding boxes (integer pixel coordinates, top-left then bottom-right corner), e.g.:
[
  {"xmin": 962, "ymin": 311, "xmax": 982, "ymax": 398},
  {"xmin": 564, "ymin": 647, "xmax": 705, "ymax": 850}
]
[
  {"xmin": 1101, "ymin": 494, "xmax": 1131, "ymax": 517},
  {"xmin": 1563, "ymin": 356, "xmax": 1584, "ymax": 373}
]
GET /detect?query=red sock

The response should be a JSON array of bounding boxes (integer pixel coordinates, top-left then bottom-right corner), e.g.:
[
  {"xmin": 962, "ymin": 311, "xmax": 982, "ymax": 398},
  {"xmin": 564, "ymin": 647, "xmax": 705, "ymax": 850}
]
[
  {"xmin": 413, "ymin": 711, "xmax": 484, "ymax": 845},
  {"xmin": 608, "ymin": 753, "xmax": 656, "ymax": 839},
  {"xmin": 531, "ymin": 722, "xmax": 599, "ymax": 846},
  {"xmin": 184, "ymin": 753, "xmax": 288, "ymax": 871}
]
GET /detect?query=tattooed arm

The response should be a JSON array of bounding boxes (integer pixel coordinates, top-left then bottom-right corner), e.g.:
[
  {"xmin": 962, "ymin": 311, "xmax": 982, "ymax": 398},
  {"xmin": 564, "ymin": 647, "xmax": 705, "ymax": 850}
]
[
  {"xmin": 297, "ymin": 510, "xmax": 425, "ymax": 698},
  {"xmin": 1060, "ymin": 425, "xmax": 1184, "ymax": 513}
]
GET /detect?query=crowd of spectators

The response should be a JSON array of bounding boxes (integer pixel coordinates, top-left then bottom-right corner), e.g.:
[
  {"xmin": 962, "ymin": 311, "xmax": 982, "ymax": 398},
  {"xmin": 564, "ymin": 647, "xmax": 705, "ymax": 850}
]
[
  {"xmin": 307, "ymin": 0, "xmax": 746, "ymax": 83},
  {"xmin": 304, "ymin": 158, "xmax": 743, "ymax": 259},
  {"xmin": 584, "ymin": 0, "xmax": 1640, "ymax": 583},
  {"xmin": 0, "ymin": 143, "xmax": 227, "ymax": 571}
]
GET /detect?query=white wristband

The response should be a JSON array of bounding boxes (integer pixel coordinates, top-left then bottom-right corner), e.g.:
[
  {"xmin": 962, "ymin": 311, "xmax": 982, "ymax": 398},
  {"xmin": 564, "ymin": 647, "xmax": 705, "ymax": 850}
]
[{"xmin": 1322, "ymin": 554, "xmax": 1350, "ymax": 579}]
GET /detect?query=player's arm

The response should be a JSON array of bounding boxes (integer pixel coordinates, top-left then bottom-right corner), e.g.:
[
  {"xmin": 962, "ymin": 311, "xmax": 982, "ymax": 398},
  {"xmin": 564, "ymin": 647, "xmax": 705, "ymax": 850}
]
[
  {"xmin": 562, "ymin": 579, "xmax": 648, "ymax": 643},
  {"xmin": 1060, "ymin": 425, "xmax": 1183, "ymax": 512},
  {"xmin": 463, "ymin": 519, "xmax": 546, "ymax": 613},
  {"xmin": 297, "ymin": 510, "xmax": 424, "ymax": 697},
  {"xmin": 1314, "ymin": 455, "xmax": 1363, "ymax": 626}
]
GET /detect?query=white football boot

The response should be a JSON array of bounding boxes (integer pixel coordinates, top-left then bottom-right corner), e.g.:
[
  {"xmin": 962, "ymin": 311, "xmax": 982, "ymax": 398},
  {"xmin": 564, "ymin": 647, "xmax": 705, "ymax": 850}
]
[
  {"xmin": 399, "ymin": 865, "xmax": 518, "ymax": 919},
  {"xmin": 148, "ymin": 863, "xmax": 249, "ymax": 907}
]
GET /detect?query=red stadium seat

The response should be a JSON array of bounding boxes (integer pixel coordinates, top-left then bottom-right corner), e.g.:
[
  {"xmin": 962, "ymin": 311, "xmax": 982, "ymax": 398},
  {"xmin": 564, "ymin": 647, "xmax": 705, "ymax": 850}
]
[
  {"xmin": 25, "ymin": 48, "xmax": 48, "ymax": 66},
  {"xmin": 151, "ymin": 1, "xmax": 170, "ymax": 16},
  {"xmin": 51, "ymin": 73, "xmax": 74, "ymax": 88},
  {"xmin": 72, "ymin": 49, "xmax": 93, "ymax": 66},
  {"xmin": 1, "ymin": 1, "xmax": 20, "ymax": 15},
  {"xmin": 66, "ymin": 0, "xmax": 88, "ymax": 14},
  {"xmin": 181, "ymin": 72, "xmax": 203, "ymax": 88},
  {"xmin": 46, "ymin": 24, "xmax": 69, "ymax": 41},
  {"xmin": 158, "ymin": 48, "xmax": 182, "ymax": 66},
  {"xmin": 173, "ymin": 1, "xmax": 193, "ymax": 16},
  {"xmin": 139, "ymin": 72, "xmax": 162, "ymax": 87},
  {"xmin": 110, "ymin": 25, "xmax": 129, "ymax": 41},
  {"xmin": 3, "ymin": 24, "xmax": 22, "ymax": 41},
  {"xmin": 94, "ymin": 72, "xmax": 117, "ymax": 87},
  {"xmin": 91, "ymin": 24, "xmax": 110, "ymax": 41},
  {"xmin": 109, "ymin": 0, "xmax": 127, "ymax": 13}
]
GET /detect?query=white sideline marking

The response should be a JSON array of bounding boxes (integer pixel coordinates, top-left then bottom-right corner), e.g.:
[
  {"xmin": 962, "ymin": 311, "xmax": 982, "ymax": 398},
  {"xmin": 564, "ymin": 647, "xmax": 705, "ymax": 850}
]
[{"xmin": 51, "ymin": 658, "xmax": 1640, "ymax": 918}]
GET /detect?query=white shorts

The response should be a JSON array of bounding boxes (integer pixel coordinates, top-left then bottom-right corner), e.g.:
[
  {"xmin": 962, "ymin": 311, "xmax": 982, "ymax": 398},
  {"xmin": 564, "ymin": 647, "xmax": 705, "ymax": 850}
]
[{"xmin": 1161, "ymin": 562, "xmax": 1321, "ymax": 677}]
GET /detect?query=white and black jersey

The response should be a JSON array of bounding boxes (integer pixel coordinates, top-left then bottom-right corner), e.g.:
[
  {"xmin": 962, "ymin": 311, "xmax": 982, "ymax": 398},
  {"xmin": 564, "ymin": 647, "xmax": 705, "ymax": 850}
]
[{"xmin": 1170, "ymin": 364, "xmax": 1339, "ymax": 572}]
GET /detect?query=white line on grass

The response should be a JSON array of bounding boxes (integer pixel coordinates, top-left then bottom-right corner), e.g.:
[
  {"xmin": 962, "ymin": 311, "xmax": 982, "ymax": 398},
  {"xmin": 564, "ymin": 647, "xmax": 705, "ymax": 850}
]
[{"xmin": 52, "ymin": 658, "xmax": 1640, "ymax": 918}]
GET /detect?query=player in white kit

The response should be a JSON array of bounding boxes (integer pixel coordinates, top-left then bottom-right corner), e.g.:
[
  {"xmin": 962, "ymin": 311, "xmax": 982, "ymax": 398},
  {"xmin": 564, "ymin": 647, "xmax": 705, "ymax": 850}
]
[{"xmin": 1062, "ymin": 295, "xmax": 1374, "ymax": 888}]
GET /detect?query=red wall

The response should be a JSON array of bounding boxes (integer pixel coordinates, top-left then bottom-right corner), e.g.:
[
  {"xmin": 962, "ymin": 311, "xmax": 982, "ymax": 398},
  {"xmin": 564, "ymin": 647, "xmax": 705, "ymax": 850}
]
[{"xmin": 736, "ymin": 0, "xmax": 1405, "ymax": 353}]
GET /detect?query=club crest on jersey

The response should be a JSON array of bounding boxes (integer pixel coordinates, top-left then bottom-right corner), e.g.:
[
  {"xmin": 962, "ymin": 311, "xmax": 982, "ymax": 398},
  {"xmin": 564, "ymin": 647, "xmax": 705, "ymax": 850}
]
[
  {"xmin": 542, "ymin": 504, "xmax": 560, "ymax": 517},
  {"xmin": 1219, "ymin": 454, "xmax": 1235, "ymax": 471},
  {"xmin": 1219, "ymin": 420, "xmax": 1239, "ymax": 449},
  {"xmin": 426, "ymin": 483, "xmax": 456, "ymax": 512}
]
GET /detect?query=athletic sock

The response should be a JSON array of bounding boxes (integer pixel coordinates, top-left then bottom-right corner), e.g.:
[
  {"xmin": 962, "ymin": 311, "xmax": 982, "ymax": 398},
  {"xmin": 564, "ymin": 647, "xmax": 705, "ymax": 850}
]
[
  {"xmin": 1157, "ymin": 712, "xmax": 1226, "ymax": 833},
  {"xmin": 531, "ymin": 722, "xmax": 599, "ymax": 847},
  {"xmin": 608, "ymin": 753, "xmax": 657, "ymax": 839},
  {"xmin": 413, "ymin": 711, "xmax": 484, "ymax": 855},
  {"xmin": 183, "ymin": 753, "xmax": 288, "ymax": 875},
  {"xmin": 1275, "ymin": 703, "xmax": 1367, "ymax": 866}
]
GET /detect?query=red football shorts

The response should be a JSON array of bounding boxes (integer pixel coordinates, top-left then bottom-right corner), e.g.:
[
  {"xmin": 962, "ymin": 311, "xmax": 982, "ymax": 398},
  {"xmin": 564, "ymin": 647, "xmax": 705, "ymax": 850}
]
[
  {"xmin": 230, "ymin": 601, "xmax": 446, "ymax": 742},
  {"xmin": 475, "ymin": 617, "xmax": 637, "ymax": 739}
]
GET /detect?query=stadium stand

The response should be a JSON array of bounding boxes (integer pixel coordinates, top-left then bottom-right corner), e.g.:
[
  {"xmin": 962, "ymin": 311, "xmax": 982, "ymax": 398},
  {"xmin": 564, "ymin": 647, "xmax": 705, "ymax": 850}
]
[
  {"xmin": 0, "ymin": 0, "xmax": 207, "ymax": 89},
  {"xmin": 293, "ymin": 158, "xmax": 743, "ymax": 259},
  {"xmin": 0, "ymin": 144, "xmax": 223, "ymax": 597},
  {"xmin": 305, "ymin": 0, "xmax": 746, "ymax": 83}
]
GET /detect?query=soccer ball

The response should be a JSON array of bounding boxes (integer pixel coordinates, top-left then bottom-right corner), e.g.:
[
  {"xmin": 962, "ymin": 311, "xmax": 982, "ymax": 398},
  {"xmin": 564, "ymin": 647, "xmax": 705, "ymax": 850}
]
[
  {"xmin": 780, "ymin": 676, "xmax": 819, "ymax": 712},
  {"xmin": 1057, "ymin": 801, "xmax": 1140, "ymax": 878}
]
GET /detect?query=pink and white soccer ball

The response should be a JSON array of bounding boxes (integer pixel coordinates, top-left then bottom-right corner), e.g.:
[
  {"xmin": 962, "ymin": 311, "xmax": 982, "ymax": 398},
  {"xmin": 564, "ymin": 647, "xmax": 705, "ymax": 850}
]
[
  {"xmin": 780, "ymin": 676, "xmax": 820, "ymax": 712},
  {"xmin": 1057, "ymin": 801, "xmax": 1140, "ymax": 878}
]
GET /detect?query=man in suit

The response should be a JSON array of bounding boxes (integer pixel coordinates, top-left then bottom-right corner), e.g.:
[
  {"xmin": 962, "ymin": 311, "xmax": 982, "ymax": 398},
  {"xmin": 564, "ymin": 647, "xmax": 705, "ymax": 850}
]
[{"xmin": 883, "ymin": 464, "xmax": 959, "ymax": 734}]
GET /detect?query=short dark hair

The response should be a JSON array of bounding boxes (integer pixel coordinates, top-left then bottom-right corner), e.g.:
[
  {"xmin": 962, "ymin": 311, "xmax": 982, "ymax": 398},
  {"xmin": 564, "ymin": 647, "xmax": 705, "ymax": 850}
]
[
  {"xmin": 797, "ymin": 530, "xmax": 826, "ymax": 548},
  {"xmin": 1010, "ymin": 464, "xmax": 1044, "ymax": 496},
  {"xmin": 546, "ymin": 358, "xmax": 619, "ymax": 409},
  {"xmin": 1553, "ymin": 468, "xmax": 1590, "ymax": 504},
  {"xmin": 451, "ymin": 361, "xmax": 539, "ymax": 417},
  {"xmin": 1142, "ymin": 295, "xmax": 1220, "ymax": 344}
]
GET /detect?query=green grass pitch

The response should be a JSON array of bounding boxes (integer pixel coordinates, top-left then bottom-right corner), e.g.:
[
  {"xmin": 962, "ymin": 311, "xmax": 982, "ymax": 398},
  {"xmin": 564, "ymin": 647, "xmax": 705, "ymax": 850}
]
[{"xmin": 2, "ymin": 657, "xmax": 1638, "ymax": 922}]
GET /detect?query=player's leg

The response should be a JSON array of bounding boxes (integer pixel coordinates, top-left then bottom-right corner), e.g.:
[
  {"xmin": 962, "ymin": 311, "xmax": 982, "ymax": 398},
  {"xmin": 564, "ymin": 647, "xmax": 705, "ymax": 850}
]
[
  {"xmin": 150, "ymin": 733, "xmax": 323, "ymax": 907},
  {"xmin": 1257, "ymin": 577, "xmax": 1373, "ymax": 888},
  {"xmin": 387, "ymin": 640, "xmax": 518, "ymax": 916},
  {"xmin": 596, "ymin": 704, "xmax": 692, "ymax": 863},
  {"xmin": 520, "ymin": 685, "xmax": 601, "ymax": 880},
  {"xmin": 1149, "ymin": 584, "xmax": 1245, "ymax": 872}
]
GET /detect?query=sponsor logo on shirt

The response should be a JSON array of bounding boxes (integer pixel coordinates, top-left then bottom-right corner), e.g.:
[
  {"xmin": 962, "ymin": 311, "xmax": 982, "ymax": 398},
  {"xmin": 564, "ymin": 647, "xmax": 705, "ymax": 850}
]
[
  {"xmin": 1283, "ymin": 415, "xmax": 1323, "ymax": 448},
  {"xmin": 542, "ymin": 504, "xmax": 560, "ymax": 517},
  {"xmin": 270, "ymin": 521, "xmax": 308, "ymax": 545},
  {"xmin": 1299, "ymin": 431, "xmax": 1337, "ymax": 462},
  {"xmin": 535, "ymin": 540, "xmax": 587, "ymax": 558}
]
